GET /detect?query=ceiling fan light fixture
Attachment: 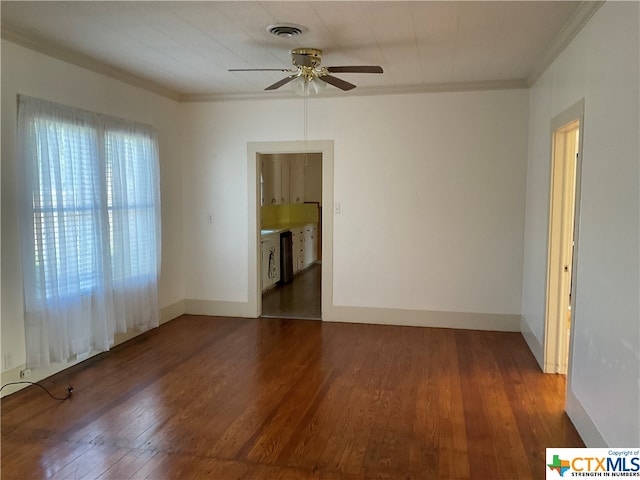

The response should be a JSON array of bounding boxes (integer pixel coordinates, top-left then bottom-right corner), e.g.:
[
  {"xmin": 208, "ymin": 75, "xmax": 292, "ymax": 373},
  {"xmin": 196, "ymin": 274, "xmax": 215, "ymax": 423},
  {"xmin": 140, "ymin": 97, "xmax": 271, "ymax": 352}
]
[
  {"xmin": 291, "ymin": 75, "xmax": 326, "ymax": 96},
  {"xmin": 266, "ymin": 24, "xmax": 308, "ymax": 38}
]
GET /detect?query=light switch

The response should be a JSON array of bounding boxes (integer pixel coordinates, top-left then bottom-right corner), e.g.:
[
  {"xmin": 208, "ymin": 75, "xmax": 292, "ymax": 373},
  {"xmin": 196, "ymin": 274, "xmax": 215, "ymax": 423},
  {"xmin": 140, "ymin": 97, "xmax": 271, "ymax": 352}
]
[
  {"xmin": 3, "ymin": 353, "xmax": 13, "ymax": 370},
  {"xmin": 334, "ymin": 203, "xmax": 341, "ymax": 215}
]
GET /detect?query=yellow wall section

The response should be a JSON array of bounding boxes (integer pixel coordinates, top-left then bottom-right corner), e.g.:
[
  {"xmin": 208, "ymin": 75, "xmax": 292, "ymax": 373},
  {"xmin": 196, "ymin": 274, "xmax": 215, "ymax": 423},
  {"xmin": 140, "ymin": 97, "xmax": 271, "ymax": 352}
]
[{"xmin": 262, "ymin": 203, "xmax": 319, "ymax": 228}]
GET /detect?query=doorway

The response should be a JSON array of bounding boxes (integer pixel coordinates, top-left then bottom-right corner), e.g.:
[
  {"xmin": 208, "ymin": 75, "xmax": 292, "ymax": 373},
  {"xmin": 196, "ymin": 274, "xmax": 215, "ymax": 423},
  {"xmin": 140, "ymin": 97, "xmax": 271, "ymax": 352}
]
[
  {"xmin": 544, "ymin": 100, "xmax": 584, "ymax": 374},
  {"xmin": 259, "ymin": 152, "xmax": 322, "ymax": 320},
  {"xmin": 246, "ymin": 140, "xmax": 334, "ymax": 322}
]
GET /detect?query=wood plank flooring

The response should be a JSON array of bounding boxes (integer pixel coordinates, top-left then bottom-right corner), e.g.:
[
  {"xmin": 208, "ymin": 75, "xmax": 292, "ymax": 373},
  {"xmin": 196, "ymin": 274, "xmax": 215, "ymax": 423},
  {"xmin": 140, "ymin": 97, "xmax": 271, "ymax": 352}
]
[
  {"xmin": 262, "ymin": 263, "xmax": 321, "ymax": 320},
  {"xmin": 1, "ymin": 315, "xmax": 584, "ymax": 479}
]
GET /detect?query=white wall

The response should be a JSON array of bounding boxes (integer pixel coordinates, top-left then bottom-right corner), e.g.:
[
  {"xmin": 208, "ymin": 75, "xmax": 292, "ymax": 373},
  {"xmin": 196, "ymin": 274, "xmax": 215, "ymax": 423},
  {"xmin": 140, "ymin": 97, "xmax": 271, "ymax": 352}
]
[
  {"xmin": 521, "ymin": 2, "xmax": 639, "ymax": 446},
  {"xmin": 1, "ymin": 40, "xmax": 185, "ymax": 388},
  {"xmin": 181, "ymin": 88, "xmax": 529, "ymax": 328}
]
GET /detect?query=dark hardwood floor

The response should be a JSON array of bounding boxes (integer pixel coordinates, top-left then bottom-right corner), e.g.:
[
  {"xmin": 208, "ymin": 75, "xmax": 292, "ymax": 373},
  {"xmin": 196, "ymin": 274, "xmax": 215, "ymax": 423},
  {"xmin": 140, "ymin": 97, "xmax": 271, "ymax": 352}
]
[
  {"xmin": 262, "ymin": 263, "xmax": 321, "ymax": 320},
  {"xmin": 1, "ymin": 315, "xmax": 583, "ymax": 479}
]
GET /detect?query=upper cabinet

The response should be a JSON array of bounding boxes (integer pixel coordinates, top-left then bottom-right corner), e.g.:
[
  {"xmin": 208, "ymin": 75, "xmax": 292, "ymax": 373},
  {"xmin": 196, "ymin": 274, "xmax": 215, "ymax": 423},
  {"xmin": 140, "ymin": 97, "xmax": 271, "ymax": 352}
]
[
  {"xmin": 262, "ymin": 155, "xmax": 285, "ymax": 205},
  {"xmin": 261, "ymin": 154, "xmax": 305, "ymax": 206},
  {"xmin": 261, "ymin": 157, "xmax": 276, "ymax": 206},
  {"xmin": 280, "ymin": 157, "xmax": 290, "ymax": 204},
  {"xmin": 289, "ymin": 160, "xmax": 305, "ymax": 204}
]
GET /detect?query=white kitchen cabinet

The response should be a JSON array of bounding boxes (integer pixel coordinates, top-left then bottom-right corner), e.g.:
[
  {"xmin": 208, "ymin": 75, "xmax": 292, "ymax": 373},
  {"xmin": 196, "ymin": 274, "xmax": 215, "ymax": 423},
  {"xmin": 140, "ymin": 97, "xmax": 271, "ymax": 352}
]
[
  {"xmin": 291, "ymin": 224, "xmax": 317, "ymax": 273},
  {"xmin": 303, "ymin": 223, "xmax": 317, "ymax": 268},
  {"xmin": 262, "ymin": 155, "xmax": 308, "ymax": 206},
  {"xmin": 289, "ymin": 160, "xmax": 305, "ymax": 204},
  {"xmin": 261, "ymin": 156, "xmax": 292, "ymax": 205},
  {"xmin": 261, "ymin": 235, "xmax": 280, "ymax": 291},
  {"xmin": 261, "ymin": 157, "xmax": 280, "ymax": 206},
  {"xmin": 280, "ymin": 157, "xmax": 290, "ymax": 204},
  {"xmin": 291, "ymin": 227, "xmax": 304, "ymax": 273}
]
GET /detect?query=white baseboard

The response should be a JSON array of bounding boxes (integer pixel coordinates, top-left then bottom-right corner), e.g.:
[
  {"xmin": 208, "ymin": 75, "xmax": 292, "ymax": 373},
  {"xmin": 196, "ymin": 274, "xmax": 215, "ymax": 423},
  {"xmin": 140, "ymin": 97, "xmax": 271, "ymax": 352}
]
[
  {"xmin": 1, "ymin": 357, "xmax": 85, "ymax": 398},
  {"xmin": 184, "ymin": 300, "xmax": 522, "ymax": 332},
  {"xmin": 0, "ymin": 302, "xmax": 522, "ymax": 398},
  {"xmin": 323, "ymin": 305, "xmax": 521, "ymax": 331},
  {"xmin": 1, "ymin": 302, "xmax": 186, "ymax": 398},
  {"xmin": 520, "ymin": 317, "xmax": 544, "ymax": 370},
  {"xmin": 184, "ymin": 299, "xmax": 255, "ymax": 318},
  {"xmin": 160, "ymin": 299, "xmax": 186, "ymax": 324},
  {"xmin": 566, "ymin": 387, "xmax": 608, "ymax": 447}
]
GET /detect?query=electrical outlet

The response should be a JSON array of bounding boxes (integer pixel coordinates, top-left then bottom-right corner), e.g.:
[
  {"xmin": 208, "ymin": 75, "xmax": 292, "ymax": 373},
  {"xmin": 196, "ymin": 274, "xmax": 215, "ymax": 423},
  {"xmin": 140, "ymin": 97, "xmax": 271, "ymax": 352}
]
[
  {"xmin": 207, "ymin": 212, "xmax": 214, "ymax": 224},
  {"xmin": 20, "ymin": 368, "xmax": 31, "ymax": 379}
]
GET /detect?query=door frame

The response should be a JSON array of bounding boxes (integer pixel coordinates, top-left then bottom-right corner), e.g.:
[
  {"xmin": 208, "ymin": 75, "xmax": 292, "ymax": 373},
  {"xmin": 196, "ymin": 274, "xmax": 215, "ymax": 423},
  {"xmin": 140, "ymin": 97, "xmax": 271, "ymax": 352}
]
[
  {"xmin": 544, "ymin": 99, "xmax": 585, "ymax": 374},
  {"xmin": 246, "ymin": 140, "xmax": 334, "ymax": 318}
]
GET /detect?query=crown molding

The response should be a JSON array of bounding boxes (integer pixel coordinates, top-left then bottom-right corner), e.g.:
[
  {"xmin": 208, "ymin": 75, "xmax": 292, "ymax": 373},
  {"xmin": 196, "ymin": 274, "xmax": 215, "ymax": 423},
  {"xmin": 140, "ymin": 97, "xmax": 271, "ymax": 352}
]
[
  {"xmin": 181, "ymin": 79, "xmax": 529, "ymax": 103},
  {"xmin": 3, "ymin": 0, "xmax": 601, "ymax": 105},
  {"xmin": 527, "ymin": 1, "xmax": 605, "ymax": 86},
  {"xmin": 1, "ymin": 25, "xmax": 184, "ymax": 102},
  {"xmin": 1, "ymin": 23, "xmax": 527, "ymax": 105}
]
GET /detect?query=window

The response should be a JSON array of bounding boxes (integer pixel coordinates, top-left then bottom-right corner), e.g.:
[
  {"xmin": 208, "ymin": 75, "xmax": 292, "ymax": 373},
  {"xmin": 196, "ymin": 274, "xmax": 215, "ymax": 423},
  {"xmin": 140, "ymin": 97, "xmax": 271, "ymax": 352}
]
[
  {"xmin": 31, "ymin": 118, "xmax": 103, "ymax": 301},
  {"xmin": 18, "ymin": 96, "xmax": 161, "ymax": 368},
  {"xmin": 105, "ymin": 129, "xmax": 160, "ymax": 289}
]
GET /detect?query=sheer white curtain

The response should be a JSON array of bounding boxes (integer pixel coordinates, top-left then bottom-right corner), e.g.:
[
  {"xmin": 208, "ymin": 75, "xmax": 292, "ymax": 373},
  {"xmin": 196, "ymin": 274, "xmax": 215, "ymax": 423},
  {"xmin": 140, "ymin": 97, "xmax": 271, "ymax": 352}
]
[
  {"xmin": 106, "ymin": 128, "xmax": 161, "ymax": 335},
  {"xmin": 18, "ymin": 96, "xmax": 161, "ymax": 368}
]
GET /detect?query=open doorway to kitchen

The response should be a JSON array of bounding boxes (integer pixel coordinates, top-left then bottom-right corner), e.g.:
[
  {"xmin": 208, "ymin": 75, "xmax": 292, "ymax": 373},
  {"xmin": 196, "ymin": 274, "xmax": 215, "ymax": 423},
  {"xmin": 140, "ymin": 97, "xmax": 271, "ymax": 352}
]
[
  {"xmin": 259, "ymin": 152, "xmax": 322, "ymax": 320},
  {"xmin": 246, "ymin": 140, "xmax": 334, "ymax": 322},
  {"xmin": 544, "ymin": 100, "xmax": 584, "ymax": 375}
]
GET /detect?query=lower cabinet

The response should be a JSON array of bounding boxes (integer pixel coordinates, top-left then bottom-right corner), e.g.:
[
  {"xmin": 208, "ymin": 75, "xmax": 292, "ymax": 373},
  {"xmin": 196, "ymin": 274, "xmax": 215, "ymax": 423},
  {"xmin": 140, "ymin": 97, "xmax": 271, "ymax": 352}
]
[
  {"xmin": 261, "ymin": 235, "xmax": 280, "ymax": 291},
  {"xmin": 291, "ymin": 227, "xmax": 304, "ymax": 274},
  {"xmin": 291, "ymin": 224, "xmax": 317, "ymax": 273},
  {"xmin": 264, "ymin": 224, "xmax": 316, "ymax": 288},
  {"xmin": 303, "ymin": 223, "xmax": 317, "ymax": 268}
]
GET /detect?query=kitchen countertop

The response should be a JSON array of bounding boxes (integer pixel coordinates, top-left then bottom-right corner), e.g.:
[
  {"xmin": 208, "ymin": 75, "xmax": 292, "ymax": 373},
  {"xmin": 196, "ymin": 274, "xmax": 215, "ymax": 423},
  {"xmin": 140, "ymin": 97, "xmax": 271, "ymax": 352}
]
[
  {"xmin": 260, "ymin": 227, "xmax": 288, "ymax": 238},
  {"xmin": 261, "ymin": 222, "xmax": 316, "ymax": 238}
]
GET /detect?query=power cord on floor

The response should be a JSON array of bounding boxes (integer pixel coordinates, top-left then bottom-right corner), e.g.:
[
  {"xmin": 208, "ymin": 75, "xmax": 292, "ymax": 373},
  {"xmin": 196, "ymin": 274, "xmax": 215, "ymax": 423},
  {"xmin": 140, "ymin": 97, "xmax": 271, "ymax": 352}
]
[{"xmin": 0, "ymin": 381, "xmax": 73, "ymax": 401}]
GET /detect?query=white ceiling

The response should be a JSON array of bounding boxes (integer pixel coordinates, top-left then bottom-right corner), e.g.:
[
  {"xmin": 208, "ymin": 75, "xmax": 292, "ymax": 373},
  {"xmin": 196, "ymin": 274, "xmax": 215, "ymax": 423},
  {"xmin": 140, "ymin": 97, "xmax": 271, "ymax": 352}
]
[{"xmin": 1, "ymin": 1, "xmax": 599, "ymax": 101}]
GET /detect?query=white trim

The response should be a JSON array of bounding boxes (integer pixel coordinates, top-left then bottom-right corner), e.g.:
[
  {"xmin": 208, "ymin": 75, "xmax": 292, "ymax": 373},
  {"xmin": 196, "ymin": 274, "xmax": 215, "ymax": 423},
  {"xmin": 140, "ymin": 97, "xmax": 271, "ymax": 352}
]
[
  {"xmin": 160, "ymin": 300, "xmax": 186, "ymax": 324},
  {"xmin": 566, "ymin": 387, "xmax": 608, "ymax": 447},
  {"xmin": 0, "ymin": 303, "xmax": 185, "ymax": 398},
  {"xmin": 324, "ymin": 306, "xmax": 521, "ymax": 332},
  {"xmin": 527, "ymin": 1, "xmax": 604, "ymax": 86},
  {"xmin": 521, "ymin": 317, "xmax": 544, "ymax": 370},
  {"xmin": 0, "ymin": 362, "xmax": 76, "ymax": 398},
  {"xmin": 1, "ymin": 29, "xmax": 525, "ymax": 103},
  {"xmin": 184, "ymin": 299, "xmax": 255, "ymax": 318},
  {"xmin": 181, "ymin": 80, "xmax": 528, "ymax": 103},
  {"xmin": 3, "ymin": 2, "xmax": 601, "ymax": 103},
  {"xmin": 180, "ymin": 300, "xmax": 521, "ymax": 333},
  {"xmin": 1, "ymin": 30, "xmax": 183, "ymax": 102},
  {"xmin": 544, "ymin": 99, "xmax": 585, "ymax": 374},
  {"xmin": 247, "ymin": 140, "xmax": 334, "ymax": 320}
]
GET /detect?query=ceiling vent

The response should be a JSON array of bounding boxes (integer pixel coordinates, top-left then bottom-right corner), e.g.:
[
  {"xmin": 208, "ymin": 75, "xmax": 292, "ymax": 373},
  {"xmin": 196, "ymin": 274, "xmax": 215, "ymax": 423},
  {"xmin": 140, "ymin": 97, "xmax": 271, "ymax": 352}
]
[{"xmin": 266, "ymin": 24, "xmax": 308, "ymax": 38}]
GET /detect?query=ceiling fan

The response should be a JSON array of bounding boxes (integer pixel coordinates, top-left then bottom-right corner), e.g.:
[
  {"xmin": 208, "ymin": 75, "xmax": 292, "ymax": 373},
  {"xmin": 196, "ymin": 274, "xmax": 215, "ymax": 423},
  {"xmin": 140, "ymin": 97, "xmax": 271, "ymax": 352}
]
[{"xmin": 229, "ymin": 48, "xmax": 383, "ymax": 92}]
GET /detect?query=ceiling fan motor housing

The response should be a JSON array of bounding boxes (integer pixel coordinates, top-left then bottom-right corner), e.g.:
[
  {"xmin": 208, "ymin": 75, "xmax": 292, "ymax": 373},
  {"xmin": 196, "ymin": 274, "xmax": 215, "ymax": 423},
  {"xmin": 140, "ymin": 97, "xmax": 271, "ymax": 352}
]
[{"xmin": 292, "ymin": 48, "xmax": 323, "ymax": 68}]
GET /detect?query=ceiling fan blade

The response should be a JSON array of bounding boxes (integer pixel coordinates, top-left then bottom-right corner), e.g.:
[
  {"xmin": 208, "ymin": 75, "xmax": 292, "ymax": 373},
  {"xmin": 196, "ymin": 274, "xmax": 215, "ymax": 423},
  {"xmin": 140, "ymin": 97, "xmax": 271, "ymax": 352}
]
[
  {"xmin": 319, "ymin": 74, "xmax": 357, "ymax": 91},
  {"xmin": 292, "ymin": 53, "xmax": 314, "ymax": 68},
  {"xmin": 265, "ymin": 75, "xmax": 298, "ymax": 91},
  {"xmin": 229, "ymin": 68, "xmax": 291, "ymax": 72},
  {"xmin": 326, "ymin": 66, "xmax": 384, "ymax": 74}
]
